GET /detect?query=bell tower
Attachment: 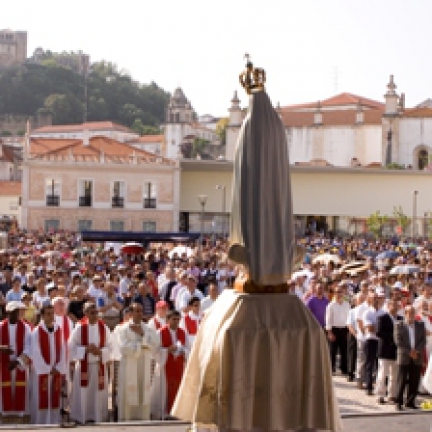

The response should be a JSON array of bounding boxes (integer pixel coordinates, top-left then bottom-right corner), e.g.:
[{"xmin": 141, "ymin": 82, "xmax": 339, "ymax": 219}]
[
  {"xmin": 226, "ymin": 90, "xmax": 243, "ymax": 161},
  {"xmin": 164, "ymin": 87, "xmax": 194, "ymax": 159}
]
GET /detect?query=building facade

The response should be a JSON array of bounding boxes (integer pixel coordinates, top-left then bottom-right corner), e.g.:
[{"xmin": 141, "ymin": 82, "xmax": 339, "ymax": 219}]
[
  {"xmin": 21, "ymin": 136, "xmax": 179, "ymax": 232},
  {"xmin": 0, "ymin": 30, "xmax": 27, "ymax": 68}
]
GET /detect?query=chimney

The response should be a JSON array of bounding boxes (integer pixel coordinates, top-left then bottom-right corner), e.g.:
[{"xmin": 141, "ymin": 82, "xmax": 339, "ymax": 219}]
[
  {"xmin": 355, "ymin": 99, "xmax": 364, "ymax": 124},
  {"xmin": 314, "ymin": 101, "xmax": 323, "ymax": 125},
  {"xmin": 83, "ymin": 129, "xmax": 90, "ymax": 147}
]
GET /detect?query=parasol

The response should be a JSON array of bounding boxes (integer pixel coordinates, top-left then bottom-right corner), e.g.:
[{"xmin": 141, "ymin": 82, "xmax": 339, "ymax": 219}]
[
  {"xmin": 312, "ymin": 253, "xmax": 341, "ymax": 265},
  {"xmin": 389, "ymin": 265, "xmax": 420, "ymax": 275},
  {"xmin": 376, "ymin": 251, "xmax": 399, "ymax": 261},
  {"xmin": 168, "ymin": 246, "xmax": 194, "ymax": 259},
  {"xmin": 120, "ymin": 242, "xmax": 145, "ymax": 255}
]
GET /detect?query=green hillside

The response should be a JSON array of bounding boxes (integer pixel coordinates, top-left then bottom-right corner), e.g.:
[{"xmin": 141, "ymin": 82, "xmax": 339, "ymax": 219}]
[{"xmin": 0, "ymin": 59, "xmax": 169, "ymax": 134}]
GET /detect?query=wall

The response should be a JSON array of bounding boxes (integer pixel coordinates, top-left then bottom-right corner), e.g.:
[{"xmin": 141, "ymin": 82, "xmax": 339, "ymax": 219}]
[{"xmin": 398, "ymin": 118, "xmax": 432, "ymax": 167}]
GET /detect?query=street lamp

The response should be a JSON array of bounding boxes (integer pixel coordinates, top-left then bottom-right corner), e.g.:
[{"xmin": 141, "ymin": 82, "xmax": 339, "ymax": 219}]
[
  {"xmin": 197, "ymin": 194, "xmax": 207, "ymax": 256},
  {"xmin": 216, "ymin": 184, "xmax": 226, "ymax": 237},
  {"xmin": 412, "ymin": 190, "xmax": 418, "ymax": 238},
  {"xmin": 424, "ymin": 212, "xmax": 428, "ymax": 239}
]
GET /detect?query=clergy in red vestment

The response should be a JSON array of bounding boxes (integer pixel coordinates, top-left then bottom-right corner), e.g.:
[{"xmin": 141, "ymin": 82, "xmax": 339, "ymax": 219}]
[
  {"xmin": 148, "ymin": 300, "xmax": 168, "ymax": 332},
  {"xmin": 180, "ymin": 296, "xmax": 202, "ymax": 346},
  {"xmin": 68, "ymin": 302, "xmax": 112, "ymax": 424},
  {"xmin": 151, "ymin": 309, "xmax": 190, "ymax": 419},
  {"xmin": 28, "ymin": 304, "xmax": 67, "ymax": 425},
  {"xmin": 0, "ymin": 301, "xmax": 32, "ymax": 418}
]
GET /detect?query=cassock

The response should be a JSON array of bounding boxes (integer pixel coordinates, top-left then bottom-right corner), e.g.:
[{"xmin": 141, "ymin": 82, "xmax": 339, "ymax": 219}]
[
  {"xmin": 180, "ymin": 312, "xmax": 201, "ymax": 346},
  {"xmin": 151, "ymin": 325, "xmax": 189, "ymax": 419},
  {"xmin": 28, "ymin": 322, "xmax": 66, "ymax": 425},
  {"xmin": 0, "ymin": 319, "xmax": 32, "ymax": 417},
  {"xmin": 117, "ymin": 319, "xmax": 159, "ymax": 421},
  {"xmin": 68, "ymin": 320, "xmax": 112, "ymax": 424}
]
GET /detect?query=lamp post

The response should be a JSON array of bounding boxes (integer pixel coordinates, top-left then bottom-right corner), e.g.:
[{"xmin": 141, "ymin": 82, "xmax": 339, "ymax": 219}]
[
  {"xmin": 197, "ymin": 194, "xmax": 207, "ymax": 256},
  {"xmin": 424, "ymin": 212, "xmax": 428, "ymax": 239},
  {"xmin": 412, "ymin": 190, "xmax": 418, "ymax": 238},
  {"xmin": 216, "ymin": 184, "xmax": 226, "ymax": 237}
]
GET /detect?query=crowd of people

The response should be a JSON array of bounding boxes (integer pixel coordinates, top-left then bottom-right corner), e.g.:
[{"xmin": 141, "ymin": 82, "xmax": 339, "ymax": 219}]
[{"xmin": 0, "ymin": 230, "xmax": 431, "ymax": 425}]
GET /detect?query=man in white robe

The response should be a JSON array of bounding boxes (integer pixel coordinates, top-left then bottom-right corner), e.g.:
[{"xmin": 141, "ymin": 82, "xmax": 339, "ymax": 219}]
[
  {"xmin": 117, "ymin": 302, "xmax": 159, "ymax": 421},
  {"xmin": 0, "ymin": 301, "xmax": 32, "ymax": 419},
  {"xmin": 28, "ymin": 304, "xmax": 67, "ymax": 425},
  {"xmin": 148, "ymin": 300, "xmax": 168, "ymax": 332},
  {"xmin": 68, "ymin": 302, "xmax": 112, "ymax": 424},
  {"xmin": 180, "ymin": 296, "xmax": 202, "ymax": 346}
]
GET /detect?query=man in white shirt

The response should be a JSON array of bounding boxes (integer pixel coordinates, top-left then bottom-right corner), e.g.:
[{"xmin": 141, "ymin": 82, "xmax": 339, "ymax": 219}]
[
  {"xmin": 118, "ymin": 265, "xmax": 131, "ymax": 297},
  {"xmin": 87, "ymin": 275, "xmax": 104, "ymax": 300},
  {"xmin": 325, "ymin": 285, "xmax": 350, "ymax": 375},
  {"xmin": 413, "ymin": 282, "xmax": 432, "ymax": 312},
  {"xmin": 200, "ymin": 282, "xmax": 219, "ymax": 314},
  {"xmin": 176, "ymin": 275, "xmax": 204, "ymax": 313},
  {"xmin": 346, "ymin": 293, "xmax": 365, "ymax": 382}
]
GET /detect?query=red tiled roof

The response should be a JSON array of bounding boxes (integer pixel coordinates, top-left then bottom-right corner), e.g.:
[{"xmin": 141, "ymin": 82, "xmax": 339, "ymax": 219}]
[
  {"xmin": 29, "ymin": 136, "xmax": 173, "ymax": 164},
  {"xmin": 136, "ymin": 134, "xmax": 164, "ymax": 143},
  {"xmin": 402, "ymin": 107, "xmax": 432, "ymax": 118},
  {"xmin": 33, "ymin": 121, "xmax": 133, "ymax": 134},
  {"xmin": 0, "ymin": 145, "xmax": 17, "ymax": 163},
  {"xmin": 283, "ymin": 92, "xmax": 384, "ymax": 110},
  {"xmin": 0, "ymin": 181, "xmax": 21, "ymax": 195},
  {"xmin": 280, "ymin": 109, "xmax": 383, "ymax": 127}
]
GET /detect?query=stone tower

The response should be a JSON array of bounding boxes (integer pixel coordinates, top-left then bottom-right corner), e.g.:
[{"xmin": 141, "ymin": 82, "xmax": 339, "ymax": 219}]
[
  {"xmin": 164, "ymin": 88, "xmax": 194, "ymax": 159},
  {"xmin": 225, "ymin": 90, "xmax": 243, "ymax": 161},
  {"xmin": 0, "ymin": 30, "xmax": 27, "ymax": 68},
  {"xmin": 382, "ymin": 75, "xmax": 400, "ymax": 165}
]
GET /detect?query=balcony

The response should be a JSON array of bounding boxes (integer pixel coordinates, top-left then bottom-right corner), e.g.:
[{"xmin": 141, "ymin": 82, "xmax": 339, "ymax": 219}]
[
  {"xmin": 79, "ymin": 196, "xmax": 92, "ymax": 207},
  {"xmin": 46, "ymin": 195, "xmax": 60, "ymax": 206},
  {"xmin": 112, "ymin": 196, "xmax": 124, "ymax": 208},
  {"xmin": 143, "ymin": 198, "xmax": 157, "ymax": 209}
]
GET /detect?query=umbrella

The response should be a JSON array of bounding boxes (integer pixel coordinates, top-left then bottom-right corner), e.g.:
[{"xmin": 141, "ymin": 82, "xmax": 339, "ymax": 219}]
[
  {"xmin": 41, "ymin": 250, "xmax": 61, "ymax": 259},
  {"xmin": 168, "ymin": 246, "xmax": 194, "ymax": 259},
  {"xmin": 292, "ymin": 269, "xmax": 314, "ymax": 280},
  {"xmin": 359, "ymin": 250, "xmax": 378, "ymax": 258},
  {"xmin": 389, "ymin": 265, "xmax": 420, "ymax": 275},
  {"xmin": 344, "ymin": 265, "xmax": 369, "ymax": 276},
  {"xmin": 340, "ymin": 261, "xmax": 367, "ymax": 273},
  {"xmin": 120, "ymin": 242, "xmax": 145, "ymax": 255},
  {"xmin": 376, "ymin": 251, "xmax": 399, "ymax": 261},
  {"xmin": 312, "ymin": 253, "xmax": 341, "ymax": 265}
]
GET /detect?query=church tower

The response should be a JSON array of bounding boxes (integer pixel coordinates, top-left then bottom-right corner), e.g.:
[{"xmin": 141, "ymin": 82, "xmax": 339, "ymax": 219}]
[
  {"xmin": 382, "ymin": 75, "xmax": 400, "ymax": 165},
  {"xmin": 226, "ymin": 90, "xmax": 243, "ymax": 161},
  {"xmin": 164, "ymin": 88, "xmax": 194, "ymax": 159}
]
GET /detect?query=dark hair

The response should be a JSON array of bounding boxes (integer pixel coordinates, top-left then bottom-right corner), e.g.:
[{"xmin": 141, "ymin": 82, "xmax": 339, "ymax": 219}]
[
  {"xmin": 188, "ymin": 296, "xmax": 200, "ymax": 306},
  {"xmin": 167, "ymin": 310, "xmax": 181, "ymax": 320},
  {"xmin": 40, "ymin": 304, "xmax": 54, "ymax": 316}
]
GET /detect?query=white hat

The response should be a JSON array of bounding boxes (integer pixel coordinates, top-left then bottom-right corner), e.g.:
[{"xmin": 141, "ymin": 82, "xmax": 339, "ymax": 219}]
[
  {"xmin": 376, "ymin": 288, "xmax": 386, "ymax": 298},
  {"xmin": 392, "ymin": 281, "xmax": 403, "ymax": 289},
  {"xmin": 6, "ymin": 301, "xmax": 26, "ymax": 312}
]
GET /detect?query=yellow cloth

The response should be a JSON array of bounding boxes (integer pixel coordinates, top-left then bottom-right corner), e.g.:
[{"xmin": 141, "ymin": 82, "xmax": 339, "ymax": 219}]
[{"xmin": 172, "ymin": 290, "xmax": 342, "ymax": 432}]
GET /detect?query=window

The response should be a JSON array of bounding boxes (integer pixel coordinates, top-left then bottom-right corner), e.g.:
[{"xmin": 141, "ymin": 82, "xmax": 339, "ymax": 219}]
[
  {"xmin": 78, "ymin": 219, "xmax": 92, "ymax": 232},
  {"xmin": 143, "ymin": 182, "xmax": 157, "ymax": 208},
  {"xmin": 44, "ymin": 219, "xmax": 60, "ymax": 232},
  {"xmin": 418, "ymin": 149, "xmax": 429, "ymax": 170},
  {"xmin": 110, "ymin": 220, "xmax": 124, "ymax": 231},
  {"xmin": 45, "ymin": 179, "xmax": 60, "ymax": 206},
  {"xmin": 143, "ymin": 220, "xmax": 157, "ymax": 232},
  {"xmin": 78, "ymin": 180, "xmax": 92, "ymax": 207},
  {"xmin": 112, "ymin": 181, "xmax": 125, "ymax": 208}
]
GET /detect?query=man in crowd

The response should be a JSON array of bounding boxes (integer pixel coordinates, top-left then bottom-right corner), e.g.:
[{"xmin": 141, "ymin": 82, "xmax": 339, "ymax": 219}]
[
  {"xmin": 28, "ymin": 304, "xmax": 67, "ymax": 424},
  {"xmin": 0, "ymin": 301, "xmax": 32, "ymax": 418},
  {"xmin": 180, "ymin": 296, "xmax": 202, "ymax": 346},
  {"xmin": 394, "ymin": 305, "xmax": 426, "ymax": 410},
  {"xmin": 68, "ymin": 302, "xmax": 112, "ymax": 424},
  {"xmin": 117, "ymin": 302, "xmax": 159, "ymax": 421},
  {"xmin": 346, "ymin": 293, "xmax": 365, "ymax": 382},
  {"xmin": 177, "ymin": 275, "xmax": 204, "ymax": 313},
  {"xmin": 325, "ymin": 283, "xmax": 350, "ymax": 374},
  {"xmin": 376, "ymin": 298, "xmax": 402, "ymax": 404},
  {"xmin": 200, "ymin": 282, "xmax": 219, "ymax": 314},
  {"xmin": 148, "ymin": 300, "xmax": 168, "ymax": 331},
  {"xmin": 306, "ymin": 281, "xmax": 329, "ymax": 328},
  {"xmin": 151, "ymin": 310, "xmax": 189, "ymax": 420},
  {"xmin": 133, "ymin": 282, "xmax": 155, "ymax": 321}
]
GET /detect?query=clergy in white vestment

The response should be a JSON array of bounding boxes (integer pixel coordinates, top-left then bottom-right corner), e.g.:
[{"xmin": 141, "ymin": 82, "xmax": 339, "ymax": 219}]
[
  {"xmin": 117, "ymin": 302, "xmax": 159, "ymax": 421},
  {"xmin": 151, "ymin": 309, "xmax": 190, "ymax": 420},
  {"xmin": 179, "ymin": 296, "xmax": 202, "ymax": 346},
  {"xmin": 68, "ymin": 302, "xmax": 112, "ymax": 424},
  {"xmin": 0, "ymin": 301, "xmax": 32, "ymax": 419},
  {"xmin": 28, "ymin": 304, "xmax": 67, "ymax": 425},
  {"xmin": 53, "ymin": 296, "xmax": 74, "ymax": 349},
  {"xmin": 148, "ymin": 300, "xmax": 168, "ymax": 332}
]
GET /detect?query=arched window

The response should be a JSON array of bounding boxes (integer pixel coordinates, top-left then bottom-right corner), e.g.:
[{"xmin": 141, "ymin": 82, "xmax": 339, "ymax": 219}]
[{"xmin": 418, "ymin": 149, "xmax": 428, "ymax": 170}]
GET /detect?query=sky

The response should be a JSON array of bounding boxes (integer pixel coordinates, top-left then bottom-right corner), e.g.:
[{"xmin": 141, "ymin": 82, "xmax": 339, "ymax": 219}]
[{"xmin": 5, "ymin": 1, "xmax": 432, "ymax": 117}]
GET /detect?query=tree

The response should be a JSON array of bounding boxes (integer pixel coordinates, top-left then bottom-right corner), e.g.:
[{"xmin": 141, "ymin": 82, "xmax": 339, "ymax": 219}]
[
  {"xmin": 192, "ymin": 138, "xmax": 210, "ymax": 158},
  {"xmin": 130, "ymin": 119, "xmax": 160, "ymax": 136},
  {"xmin": 216, "ymin": 117, "xmax": 229, "ymax": 146},
  {"xmin": 367, "ymin": 211, "xmax": 388, "ymax": 238},
  {"xmin": 393, "ymin": 206, "xmax": 411, "ymax": 236},
  {"xmin": 43, "ymin": 93, "xmax": 82, "ymax": 124}
]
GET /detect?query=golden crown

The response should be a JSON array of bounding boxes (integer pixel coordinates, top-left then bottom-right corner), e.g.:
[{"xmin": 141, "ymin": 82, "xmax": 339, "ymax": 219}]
[{"xmin": 239, "ymin": 54, "xmax": 266, "ymax": 95}]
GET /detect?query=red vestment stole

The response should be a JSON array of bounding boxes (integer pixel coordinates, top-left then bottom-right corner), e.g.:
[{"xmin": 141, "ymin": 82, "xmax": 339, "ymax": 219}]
[
  {"xmin": 80, "ymin": 321, "xmax": 106, "ymax": 390},
  {"xmin": 154, "ymin": 317, "xmax": 162, "ymax": 330},
  {"xmin": 62, "ymin": 316, "xmax": 70, "ymax": 343},
  {"xmin": 160, "ymin": 325, "xmax": 186, "ymax": 413},
  {"xmin": 0, "ymin": 320, "xmax": 26, "ymax": 412},
  {"xmin": 38, "ymin": 326, "xmax": 62, "ymax": 410},
  {"xmin": 184, "ymin": 315, "xmax": 199, "ymax": 336}
]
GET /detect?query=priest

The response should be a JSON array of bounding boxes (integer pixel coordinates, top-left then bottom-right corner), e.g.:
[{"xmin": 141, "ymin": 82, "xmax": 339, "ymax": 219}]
[
  {"xmin": 0, "ymin": 301, "xmax": 32, "ymax": 419},
  {"xmin": 180, "ymin": 296, "xmax": 202, "ymax": 346},
  {"xmin": 117, "ymin": 302, "xmax": 159, "ymax": 421},
  {"xmin": 68, "ymin": 302, "xmax": 112, "ymax": 424},
  {"xmin": 28, "ymin": 304, "xmax": 67, "ymax": 425},
  {"xmin": 151, "ymin": 309, "xmax": 190, "ymax": 420},
  {"xmin": 148, "ymin": 300, "xmax": 168, "ymax": 331}
]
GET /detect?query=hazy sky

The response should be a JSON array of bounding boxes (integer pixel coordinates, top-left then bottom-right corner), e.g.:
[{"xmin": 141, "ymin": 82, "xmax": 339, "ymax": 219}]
[{"xmin": 5, "ymin": 1, "xmax": 432, "ymax": 117}]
